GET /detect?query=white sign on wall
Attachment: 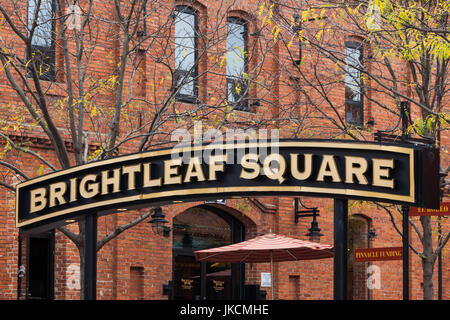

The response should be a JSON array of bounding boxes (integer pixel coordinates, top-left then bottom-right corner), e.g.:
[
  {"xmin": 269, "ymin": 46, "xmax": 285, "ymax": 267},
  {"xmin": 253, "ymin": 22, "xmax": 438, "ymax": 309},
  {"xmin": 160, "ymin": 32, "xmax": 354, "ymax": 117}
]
[{"xmin": 260, "ymin": 272, "xmax": 272, "ymax": 287}]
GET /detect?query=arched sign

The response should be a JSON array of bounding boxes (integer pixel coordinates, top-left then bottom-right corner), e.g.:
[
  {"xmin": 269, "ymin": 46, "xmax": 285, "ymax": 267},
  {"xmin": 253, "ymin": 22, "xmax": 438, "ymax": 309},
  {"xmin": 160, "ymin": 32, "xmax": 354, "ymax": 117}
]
[{"xmin": 16, "ymin": 140, "xmax": 439, "ymax": 231}]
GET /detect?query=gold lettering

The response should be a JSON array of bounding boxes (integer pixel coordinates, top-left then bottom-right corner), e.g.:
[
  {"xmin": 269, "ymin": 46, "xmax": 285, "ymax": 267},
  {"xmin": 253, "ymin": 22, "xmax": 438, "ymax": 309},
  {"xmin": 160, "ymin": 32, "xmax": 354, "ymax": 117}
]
[
  {"xmin": 209, "ymin": 155, "xmax": 225, "ymax": 181},
  {"xmin": 263, "ymin": 153, "xmax": 286, "ymax": 184},
  {"xmin": 290, "ymin": 153, "xmax": 312, "ymax": 180},
  {"xmin": 373, "ymin": 158, "xmax": 394, "ymax": 189},
  {"xmin": 143, "ymin": 162, "xmax": 162, "ymax": 187},
  {"xmin": 164, "ymin": 159, "xmax": 182, "ymax": 185},
  {"xmin": 317, "ymin": 155, "xmax": 342, "ymax": 182},
  {"xmin": 122, "ymin": 164, "xmax": 141, "ymax": 190},
  {"xmin": 30, "ymin": 188, "xmax": 47, "ymax": 213},
  {"xmin": 70, "ymin": 178, "xmax": 77, "ymax": 202},
  {"xmin": 79, "ymin": 174, "xmax": 99, "ymax": 198},
  {"xmin": 49, "ymin": 182, "xmax": 67, "ymax": 207},
  {"xmin": 184, "ymin": 157, "xmax": 206, "ymax": 183},
  {"xmin": 240, "ymin": 153, "xmax": 260, "ymax": 180},
  {"xmin": 101, "ymin": 168, "xmax": 121, "ymax": 195},
  {"xmin": 345, "ymin": 156, "xmax": 368, "ymax": 185}
]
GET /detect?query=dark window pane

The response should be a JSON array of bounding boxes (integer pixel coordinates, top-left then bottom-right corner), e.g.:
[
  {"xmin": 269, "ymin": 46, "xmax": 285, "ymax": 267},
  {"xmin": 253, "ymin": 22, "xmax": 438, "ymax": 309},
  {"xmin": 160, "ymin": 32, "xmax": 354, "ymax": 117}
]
[
  {"xmin": 227, "ymin": 78, "xmax": 247, "ymax": 105},
  {"xmin": 174, "ymin": 70, "xmax": 195, "ymax": 97},
  {"xmin": 346, "ymin": 102, "xmax": 363, "ymax": 124}
]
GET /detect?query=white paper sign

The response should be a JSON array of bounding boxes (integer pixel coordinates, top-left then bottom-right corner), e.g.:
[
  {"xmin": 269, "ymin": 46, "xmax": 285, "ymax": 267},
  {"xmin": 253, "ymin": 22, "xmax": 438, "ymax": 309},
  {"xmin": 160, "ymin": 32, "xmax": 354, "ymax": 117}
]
[{"xmin": 261, "ymin": 272, "xmax": 272, "ymax": 287}]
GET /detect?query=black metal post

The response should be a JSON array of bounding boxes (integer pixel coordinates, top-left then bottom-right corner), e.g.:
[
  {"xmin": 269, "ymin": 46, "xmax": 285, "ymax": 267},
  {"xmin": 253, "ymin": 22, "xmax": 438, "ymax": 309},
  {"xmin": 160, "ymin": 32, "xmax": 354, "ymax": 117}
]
[
  {"xmin": 400, "ymin": 101, "xmax": 409, "ymax": 142},
  {"xmin": 438, "ymin": 217, "xmax": 442, "ymax": 300},
  {"xmin": 334, "ymin": 198, "xmax": 348, "ymax": 300},
  {"xmin": 438, "ymin": 126, "xmax": 443, "ymax": 300},
  {"xmin": 402, "ymin": 205, "xmax": 409, "ymax": 300},
  {"xmin": 84, "ymin": 213, "xmax": 97, "ymax": 300},
  {"xmin": 400, "ymin": 101, "xmax": 410, "ymax": 300}
]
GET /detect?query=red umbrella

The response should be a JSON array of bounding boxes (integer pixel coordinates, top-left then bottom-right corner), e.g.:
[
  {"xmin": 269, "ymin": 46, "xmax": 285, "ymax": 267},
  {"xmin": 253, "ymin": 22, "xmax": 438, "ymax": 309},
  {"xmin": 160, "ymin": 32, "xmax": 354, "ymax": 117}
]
[{"xmin": 194, "ymin": 232, "xmax": 333, "ymax": 299}]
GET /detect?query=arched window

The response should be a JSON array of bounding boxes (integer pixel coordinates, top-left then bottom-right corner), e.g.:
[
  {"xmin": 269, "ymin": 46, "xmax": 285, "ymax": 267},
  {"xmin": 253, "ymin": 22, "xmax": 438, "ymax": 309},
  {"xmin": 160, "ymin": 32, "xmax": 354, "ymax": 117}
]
[
  {"xmin": 174, "ymin": 6, "xmax": 198, "ymax": 102},
  {"xmin": 172, "ymin": 206, "xmax": 244, "ymax": 300},
  {"xmin": 226, "ymin": 17, "xmax": 248, "ymax": 111},
  {"xmin": 347, "ymin": 214, "xmax": 371, "ymax": 300},
  {"xmin": 345, "ymin": 41, "xmax": 364, "ymax": 125}
]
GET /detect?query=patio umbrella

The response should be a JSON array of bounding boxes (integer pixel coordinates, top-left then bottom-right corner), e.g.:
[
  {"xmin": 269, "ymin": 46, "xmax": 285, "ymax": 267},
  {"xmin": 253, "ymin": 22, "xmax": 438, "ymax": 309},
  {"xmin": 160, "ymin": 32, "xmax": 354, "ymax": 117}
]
[{"xmin": 194, "ymin": 232, "xmax": 333, "ymax": 300}]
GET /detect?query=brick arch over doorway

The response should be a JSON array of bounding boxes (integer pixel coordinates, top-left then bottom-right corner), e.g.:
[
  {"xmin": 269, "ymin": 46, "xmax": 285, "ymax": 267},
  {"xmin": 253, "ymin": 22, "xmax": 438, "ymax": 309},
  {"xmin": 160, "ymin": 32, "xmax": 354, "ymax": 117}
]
[
  {"xmin": 167, "ymin": 200, "xmax": 260, "ymax": 238},
  {"xmin": 169, "ymin": 203, "xmax": 257, "ymax": 300}
]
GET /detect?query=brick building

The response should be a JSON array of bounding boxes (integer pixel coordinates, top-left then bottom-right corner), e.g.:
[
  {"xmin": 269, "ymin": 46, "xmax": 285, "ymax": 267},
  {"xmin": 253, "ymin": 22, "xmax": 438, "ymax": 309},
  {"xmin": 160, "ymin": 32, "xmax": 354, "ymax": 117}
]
[{"xmin": 0, "ymin": 0, "xmax": 448, "ymax": 300}]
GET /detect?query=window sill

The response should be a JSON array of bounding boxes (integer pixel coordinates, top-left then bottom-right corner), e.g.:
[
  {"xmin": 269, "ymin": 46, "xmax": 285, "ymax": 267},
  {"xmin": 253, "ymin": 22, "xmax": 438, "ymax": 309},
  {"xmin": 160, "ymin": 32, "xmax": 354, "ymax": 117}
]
[
  {"xmin": 175, "ymin": 94, "xmax": 200, "ymax": 104},
  {"xmin": 23, "ymin": 78, "xmax": 67, "ymax": 97}
]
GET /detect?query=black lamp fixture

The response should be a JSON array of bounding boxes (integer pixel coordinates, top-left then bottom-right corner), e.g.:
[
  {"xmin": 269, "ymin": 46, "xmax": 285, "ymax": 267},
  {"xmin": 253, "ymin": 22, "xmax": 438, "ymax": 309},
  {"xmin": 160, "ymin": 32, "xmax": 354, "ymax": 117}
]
[
  {"xmin": 148, "ymin": 207, "xmax": 171, "ymax": 237},
  {"xmin": 294, "ymin": 198, "xmax": 323, "ymax": 242},
  {"xmin": 367, "ymin": 229, "xmax": 377, "ymax": 240}
]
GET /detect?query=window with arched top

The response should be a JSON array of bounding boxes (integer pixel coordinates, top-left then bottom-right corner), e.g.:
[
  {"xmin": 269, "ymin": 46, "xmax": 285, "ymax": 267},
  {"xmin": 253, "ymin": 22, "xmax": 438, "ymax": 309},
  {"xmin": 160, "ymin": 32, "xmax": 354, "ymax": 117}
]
[
  {"xmin": 347, "ymin": 214, "xmax": 371, "ymax": 300},
  {"xmin": 172, "ymin": 206, "xmax": 245, "ymax": 300},
  {"xmin": 226, "ymin": 17, "xmax": 248, "ymax": 111},
  {"xmin": 173, "ymin": 5, "xmax": 199, "ymax": 102},
  {"xmin": 345, "ymin": 41, "xmax": 364, "ymax": 125}
]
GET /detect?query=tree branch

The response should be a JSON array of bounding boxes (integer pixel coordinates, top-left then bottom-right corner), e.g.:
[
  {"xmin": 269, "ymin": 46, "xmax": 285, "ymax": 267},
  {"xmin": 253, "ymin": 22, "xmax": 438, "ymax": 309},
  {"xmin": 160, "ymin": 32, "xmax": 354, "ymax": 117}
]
[
  {"xmin": 0, "ymin": 133, "xmax": 58, "ymax": 171},
  {"xmin": 96, "ymin": 210, "xmax": 153, "ymax": 251},
  {"xmin": 57, "ymin": 225, "xmax": 81, "ymax": 247},
  {"xmin": 0, "ymin": 160, "xmax": 30, "ymax": 180},
  {"xmin": 0, "ymin": 180, "xmax": 15, "ymax": 191}
]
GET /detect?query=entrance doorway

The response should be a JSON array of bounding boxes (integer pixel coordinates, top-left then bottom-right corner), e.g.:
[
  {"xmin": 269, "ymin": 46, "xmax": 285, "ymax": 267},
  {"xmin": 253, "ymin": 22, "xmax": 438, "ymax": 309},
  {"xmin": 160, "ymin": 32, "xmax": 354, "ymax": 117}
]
[
  {"xmin": 172, "ymin": 205, "xmax": 244, "ymax": 300},
  {"xmin": 26, "ymin": 231, "xmax": 55, "ymax": 299}
]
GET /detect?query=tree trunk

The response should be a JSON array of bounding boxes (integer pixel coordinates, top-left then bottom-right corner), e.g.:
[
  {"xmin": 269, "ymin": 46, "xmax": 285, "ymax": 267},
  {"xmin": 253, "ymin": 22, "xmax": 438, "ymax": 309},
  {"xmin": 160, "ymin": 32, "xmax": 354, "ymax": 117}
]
[
  {"xmin": 421, "ymin": 216, "xmax": 435, "ymax": 300},
  {"xmin": 78, "ymin": 221, "xmax": 86, "ymax": 300},
  {"xmin": 422, "ymin": 255, "xmax": 434, "ymax": 300}
]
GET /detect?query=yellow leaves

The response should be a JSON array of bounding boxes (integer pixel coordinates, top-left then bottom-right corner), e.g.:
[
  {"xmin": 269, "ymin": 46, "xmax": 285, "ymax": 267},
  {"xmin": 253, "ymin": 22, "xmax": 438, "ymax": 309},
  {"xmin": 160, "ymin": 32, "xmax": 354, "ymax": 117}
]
[
  {"xmin": 36, "ymin": 164, "xmax": 45, "ymax": 176},
  {"xmin": 258, "ymin": 5, "xmax": 264, "ymax": 16},
  {"xmin": 424, "ymin": 37, "xmax": 450, "ymax": 61},
  {"xmin": 0, "ymin": 58, "xmax": 11, "ymax": 72},
  {"xmin": 364, "ymin": 0, "xmax": 450, "ymax": 63},
  {"xmin": 88, "ymin": 147, "xmax": 102, "ymax": 161},
  {"xmin": 319, "ymin": 8, "xmax": 326, "ymax": 20},
  {"xmin": 271, "ymin": 25, "xmax": 280, "ymax": 43},
  {"xmin": 268, "ymin": 3, "xmax": 275, "ymax": 19},
  {"xmin": 346, "ymin": 3, "xmax": 363, "ymax": 16},
  {"xmin": 106, "ymin": 75, "xmax": 119, "ymax": 89},
  {"xmin": 290, "ymin": 16, "xmax": 296, "ymax": 28},
  {"xmin": 407, "ymin": 113, "xmax": 449, "ymax": 137},
  {"xmin": 261, "ymin": 16, "xmax": 267, "ymax": 28},
  {"xmin": 315, "ymin": 29, "xmax": 323, "ymax": 40},
  {"xmin": 287, "ymin": 38, "xmax": 293, "ymax": 49},
  {"xmin": 219, "ymin": 54, "xmax": 226, "ymax": 67},
  {"xmin": 301, "ymin": 10, "xmax": 311, "ymax": 22},
  {"xmin": 260, "ymin": 3, "xmax": 277, "ymax": 30}
]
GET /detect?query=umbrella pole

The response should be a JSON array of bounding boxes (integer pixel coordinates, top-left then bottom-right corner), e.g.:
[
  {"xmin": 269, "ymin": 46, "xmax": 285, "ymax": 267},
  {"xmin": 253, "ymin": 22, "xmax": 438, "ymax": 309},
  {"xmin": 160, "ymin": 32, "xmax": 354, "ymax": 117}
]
[{"xmin": 270, "ymin": 250, "xmax": 274, "ymax": 300}]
